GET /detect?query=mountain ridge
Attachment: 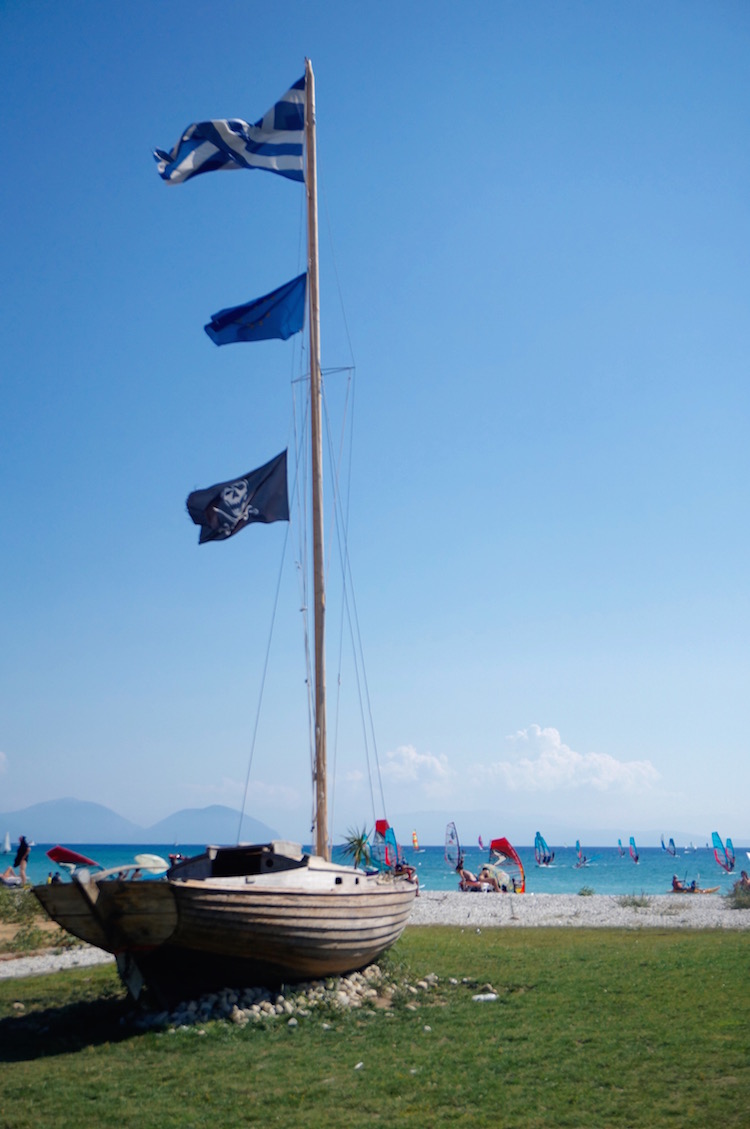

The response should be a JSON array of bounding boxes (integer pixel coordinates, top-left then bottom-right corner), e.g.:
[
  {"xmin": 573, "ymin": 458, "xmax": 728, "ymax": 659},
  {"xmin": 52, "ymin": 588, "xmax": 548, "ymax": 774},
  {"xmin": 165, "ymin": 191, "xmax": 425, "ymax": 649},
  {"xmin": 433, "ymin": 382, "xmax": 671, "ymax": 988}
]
[{"xmin": 0, "ymin": 797, "xmax": 278, "ymax": 845}]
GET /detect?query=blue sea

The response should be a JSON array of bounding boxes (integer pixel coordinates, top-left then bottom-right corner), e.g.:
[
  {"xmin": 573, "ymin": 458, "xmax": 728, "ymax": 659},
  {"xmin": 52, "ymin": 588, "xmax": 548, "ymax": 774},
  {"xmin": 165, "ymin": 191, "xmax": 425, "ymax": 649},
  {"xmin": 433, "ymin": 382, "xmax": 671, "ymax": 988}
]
[{"xmin": 18, "ymin": 841, "xmax": 746, "ymax": 896}]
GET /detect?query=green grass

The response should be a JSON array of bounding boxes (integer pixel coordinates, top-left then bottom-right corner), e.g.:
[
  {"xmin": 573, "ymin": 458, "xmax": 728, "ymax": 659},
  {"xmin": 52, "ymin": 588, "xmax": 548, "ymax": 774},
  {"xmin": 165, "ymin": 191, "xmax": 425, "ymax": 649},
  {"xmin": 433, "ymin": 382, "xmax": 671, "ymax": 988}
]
[
  {"xmin": 726, "ymin": 882, "xmax": 750, "ymax": 910},
  {"xmin": 0, "ymin": 887, "xmax": 40, "ymax": 927},
  {"xmin": 0, "ymin": 886, "xmax": 78, "ymax": 954},
  {"xmin": 1, "ymin": 928, "xmax": 749, "ymax": 1127},
  {"xmin": 617, "ymin": 892, "xmax": 651, "ymax": 908}
]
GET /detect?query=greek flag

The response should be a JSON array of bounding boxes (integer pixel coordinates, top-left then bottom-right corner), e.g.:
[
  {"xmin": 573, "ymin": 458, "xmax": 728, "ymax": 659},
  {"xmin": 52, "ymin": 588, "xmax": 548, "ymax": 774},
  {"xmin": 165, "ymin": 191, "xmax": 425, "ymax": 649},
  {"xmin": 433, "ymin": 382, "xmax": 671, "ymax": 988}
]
[{"xmin": 154, "ymin": 77, "xmax": 305, "ymax": 185}]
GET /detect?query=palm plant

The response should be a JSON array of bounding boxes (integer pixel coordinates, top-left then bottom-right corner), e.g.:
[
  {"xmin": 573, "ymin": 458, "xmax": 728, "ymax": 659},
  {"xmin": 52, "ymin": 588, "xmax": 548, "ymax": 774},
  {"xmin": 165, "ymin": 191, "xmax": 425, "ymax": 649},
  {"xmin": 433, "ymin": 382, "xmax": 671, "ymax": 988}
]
[{"xmin": 342, "ymin": 826, "xmax": 371, "ymax": 869}]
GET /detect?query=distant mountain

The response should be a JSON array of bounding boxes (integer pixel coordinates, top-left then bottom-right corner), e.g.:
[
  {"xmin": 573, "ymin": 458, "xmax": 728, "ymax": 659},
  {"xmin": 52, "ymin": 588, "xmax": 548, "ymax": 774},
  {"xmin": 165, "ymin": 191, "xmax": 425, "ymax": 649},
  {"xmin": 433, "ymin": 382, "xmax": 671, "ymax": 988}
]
[
  {"xmin": 0, "ymin": 798, "xmax": 278, "ymax": 845},
  {"xmin": 146, "ymin": 805, "xmax": 278, "ymax": 845},
  {"xmin": 0, "ymin": 798, "xmax": 145, "ymax": 844}
]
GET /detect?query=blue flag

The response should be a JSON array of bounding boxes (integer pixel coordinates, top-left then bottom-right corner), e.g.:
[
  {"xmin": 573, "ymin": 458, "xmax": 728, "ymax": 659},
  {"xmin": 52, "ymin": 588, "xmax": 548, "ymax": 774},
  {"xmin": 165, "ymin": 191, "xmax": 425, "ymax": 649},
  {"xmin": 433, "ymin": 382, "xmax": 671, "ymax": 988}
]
[
  {"xmin": 186, "ymin": 450, "xmax": 289, "ymax": 544},
  {"xmin": 205, "ymin": 274, "xmax": 306, "ymax": 346},
  {"xmin": 154, "ymin": 77, "xmax": 305, "ymax": 184}
]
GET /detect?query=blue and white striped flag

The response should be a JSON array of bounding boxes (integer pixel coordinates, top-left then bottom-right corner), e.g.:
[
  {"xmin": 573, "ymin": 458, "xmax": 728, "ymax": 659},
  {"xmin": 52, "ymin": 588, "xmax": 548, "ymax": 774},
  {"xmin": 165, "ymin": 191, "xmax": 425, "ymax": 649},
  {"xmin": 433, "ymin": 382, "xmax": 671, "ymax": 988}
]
[{"xmin": 154, "ymin": 77, "xmax": 305, "ymax": 185}]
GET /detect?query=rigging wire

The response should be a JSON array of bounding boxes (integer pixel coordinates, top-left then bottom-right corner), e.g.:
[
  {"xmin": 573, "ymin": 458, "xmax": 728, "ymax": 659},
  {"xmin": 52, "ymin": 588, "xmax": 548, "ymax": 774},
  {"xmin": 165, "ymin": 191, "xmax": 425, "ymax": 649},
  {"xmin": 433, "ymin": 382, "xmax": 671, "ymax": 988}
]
[
  {"xmin": 321, "ymin": 371, "xmax": 389, "ymax": 833},
  {"xmin": 237, "ymin": 165, "xmax": 392, "ymax": 849},
  {"xmin": 236, "ymin": 520, "xmax": 292, "ymax": 845}
]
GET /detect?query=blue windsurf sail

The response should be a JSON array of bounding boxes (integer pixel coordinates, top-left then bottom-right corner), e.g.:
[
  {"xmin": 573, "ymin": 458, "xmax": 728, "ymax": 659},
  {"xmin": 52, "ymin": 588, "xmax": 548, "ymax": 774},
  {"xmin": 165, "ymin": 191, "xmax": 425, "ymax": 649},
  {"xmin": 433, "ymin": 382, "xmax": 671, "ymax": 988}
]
[
  {"xmin": 629, "ymin": 836, "xmax": 639, "ymax": 863},
  {"xmin": 712, "ymin": 831, "xmax": 733, "ymax": 872},
  {"xmin": 371, "ymin": 819, "xmax": 403, "ymax": 869},
  {"xmin": 445, "ymin": 822, "xmax": 462, "ymax": 869},
  {"xmin": 726, "ymin": 837, "xmax": 736, "ymax": 871},
  {"xmin": 534, "ymin": 831, "xmax": 554, "ymax": 866}
]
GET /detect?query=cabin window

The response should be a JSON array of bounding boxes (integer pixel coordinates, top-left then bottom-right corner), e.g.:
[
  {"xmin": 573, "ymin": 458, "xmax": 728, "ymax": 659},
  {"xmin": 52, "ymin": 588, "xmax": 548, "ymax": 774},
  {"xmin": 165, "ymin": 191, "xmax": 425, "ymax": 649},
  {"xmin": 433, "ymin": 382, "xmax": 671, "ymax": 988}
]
[{"xmin": 335, "ymin": 876, "xmax": 342, "ymax": 885}]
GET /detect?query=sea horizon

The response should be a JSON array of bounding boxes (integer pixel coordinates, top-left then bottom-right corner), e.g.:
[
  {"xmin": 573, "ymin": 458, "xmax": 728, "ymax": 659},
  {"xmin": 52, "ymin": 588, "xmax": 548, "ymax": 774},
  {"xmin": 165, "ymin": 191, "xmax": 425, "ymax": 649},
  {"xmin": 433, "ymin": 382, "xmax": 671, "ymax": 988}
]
[{"xmin": 15, "ymin": 842, "xmax": 744, "ymax": 897}]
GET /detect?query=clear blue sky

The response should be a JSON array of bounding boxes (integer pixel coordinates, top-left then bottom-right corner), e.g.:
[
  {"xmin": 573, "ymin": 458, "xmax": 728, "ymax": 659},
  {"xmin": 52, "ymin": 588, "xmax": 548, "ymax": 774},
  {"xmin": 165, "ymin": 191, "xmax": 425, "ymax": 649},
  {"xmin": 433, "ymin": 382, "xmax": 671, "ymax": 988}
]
[{"xmin": 2, "ymin": 1, "xmax": 748, "ymax": 847}]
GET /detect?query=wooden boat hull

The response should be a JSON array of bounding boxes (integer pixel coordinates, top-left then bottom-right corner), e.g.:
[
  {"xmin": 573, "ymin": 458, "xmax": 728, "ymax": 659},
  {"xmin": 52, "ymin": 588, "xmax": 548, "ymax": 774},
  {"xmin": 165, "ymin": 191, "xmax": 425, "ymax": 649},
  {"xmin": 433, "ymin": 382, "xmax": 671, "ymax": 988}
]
[
  {"xmin": 121, "ymin": 877, "xmax": 416, "ymax": 1002},
  {"xmin": 34, "ymin": 843, "xmax": 417, "ymax": 1004}
]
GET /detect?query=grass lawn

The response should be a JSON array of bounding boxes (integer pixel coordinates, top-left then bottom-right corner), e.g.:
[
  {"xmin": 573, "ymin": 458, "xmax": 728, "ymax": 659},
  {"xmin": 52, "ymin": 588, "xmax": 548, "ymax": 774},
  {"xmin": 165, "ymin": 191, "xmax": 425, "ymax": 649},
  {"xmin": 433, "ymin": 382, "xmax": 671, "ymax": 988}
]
[{"xmin": 1, "ymin": 926, "xmax": 748, "ymax": 1128}]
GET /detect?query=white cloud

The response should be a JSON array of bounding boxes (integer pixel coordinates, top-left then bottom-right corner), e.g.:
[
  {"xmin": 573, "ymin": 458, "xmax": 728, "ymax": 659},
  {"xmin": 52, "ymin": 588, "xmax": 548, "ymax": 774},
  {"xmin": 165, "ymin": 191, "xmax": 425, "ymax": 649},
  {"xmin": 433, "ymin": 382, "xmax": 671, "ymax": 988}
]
[
  {"xmin": 381, "ymin": 744, "xmax": 455, "ymax": 796},
  {"xmin": 479, "ymin": 725, "xmax": 660, "ymax": 794}
]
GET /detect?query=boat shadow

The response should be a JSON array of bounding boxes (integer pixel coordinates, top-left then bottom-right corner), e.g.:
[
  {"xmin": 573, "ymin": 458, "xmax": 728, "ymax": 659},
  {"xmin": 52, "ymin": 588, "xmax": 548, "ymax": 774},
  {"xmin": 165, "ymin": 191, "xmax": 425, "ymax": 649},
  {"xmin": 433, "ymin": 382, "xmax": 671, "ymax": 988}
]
[{"xmin": 0, "ymin": 994, "xmax": 138, "ymax": 1062}]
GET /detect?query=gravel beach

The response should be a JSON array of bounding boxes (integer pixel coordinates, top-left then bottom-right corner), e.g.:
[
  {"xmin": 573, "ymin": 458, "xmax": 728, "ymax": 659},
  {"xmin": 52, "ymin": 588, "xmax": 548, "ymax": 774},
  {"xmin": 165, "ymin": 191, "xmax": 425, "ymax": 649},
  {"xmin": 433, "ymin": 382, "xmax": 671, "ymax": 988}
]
[
  {"xmin": 409, "ymin": 890, "xmax": 750, "ymax": 930},
  {"xmin": 2, "ymin": 893, "xmax": 747, "ymax": 982}
]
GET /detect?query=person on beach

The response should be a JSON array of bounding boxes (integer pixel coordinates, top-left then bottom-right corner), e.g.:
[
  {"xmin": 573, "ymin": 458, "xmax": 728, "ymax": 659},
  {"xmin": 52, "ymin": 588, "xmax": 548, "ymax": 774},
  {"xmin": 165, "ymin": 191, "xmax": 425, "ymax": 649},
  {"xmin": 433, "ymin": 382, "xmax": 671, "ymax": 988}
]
[
  {"xmin": 478, "ymin": 866, "xmax": 502, "ymax": 892},
  {"xmin": 739, "ymin": 870, "xmax": 750, "ymax": 890},
  {"xmin": 13, "ymin": 836, "xmax": 30, "ymax": 885},
  {"xmin": 456, "ymin": 861, "xmax": 501, "ymax": 893},
  {"xmin": 1, "ymin": 866, "xmax": 22, "ymax": 887},
  {"xmin": 457, "ymin": 862, "xmax": 478, "ymax": 887}
]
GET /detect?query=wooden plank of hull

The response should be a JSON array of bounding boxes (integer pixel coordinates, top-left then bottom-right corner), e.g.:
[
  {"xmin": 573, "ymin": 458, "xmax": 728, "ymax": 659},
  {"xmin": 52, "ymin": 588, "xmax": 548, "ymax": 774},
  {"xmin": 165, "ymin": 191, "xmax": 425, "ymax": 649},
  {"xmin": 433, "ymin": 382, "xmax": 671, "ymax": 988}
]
[
  {"xmin": 33, "ymin": 880, "xmax": 178, "ymax": 953},
  {"xmin": 171, "ymin": 885, "xmax": 415, "ymax": 961},
  {"xmin": 33, "ymin": 883, "xmax": 112, "ymax": 951},
  {"xmin": 96, "ymin": 881, "xmax": 178, "ymax": 948},
  {"xmin": 174, "ymin": 888, "xmax": 414, "ymax": 946}
]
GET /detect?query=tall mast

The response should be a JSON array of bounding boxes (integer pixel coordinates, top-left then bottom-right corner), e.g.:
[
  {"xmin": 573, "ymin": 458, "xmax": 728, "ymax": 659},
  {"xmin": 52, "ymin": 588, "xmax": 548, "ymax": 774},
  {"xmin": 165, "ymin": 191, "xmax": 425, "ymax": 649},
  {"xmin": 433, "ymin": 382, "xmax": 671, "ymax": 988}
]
[{"xmin": 304, "ymin": 59, "xmax": 328, "ymax": 860}]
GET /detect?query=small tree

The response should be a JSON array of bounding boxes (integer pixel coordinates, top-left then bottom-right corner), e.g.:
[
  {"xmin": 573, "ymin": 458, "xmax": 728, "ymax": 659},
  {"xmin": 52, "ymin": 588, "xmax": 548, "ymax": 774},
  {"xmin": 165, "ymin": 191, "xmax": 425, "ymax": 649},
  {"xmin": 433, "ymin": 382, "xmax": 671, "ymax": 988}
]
[{"xmin": 342, "ymin": 826, "xmax": 371, "ymax": 869}]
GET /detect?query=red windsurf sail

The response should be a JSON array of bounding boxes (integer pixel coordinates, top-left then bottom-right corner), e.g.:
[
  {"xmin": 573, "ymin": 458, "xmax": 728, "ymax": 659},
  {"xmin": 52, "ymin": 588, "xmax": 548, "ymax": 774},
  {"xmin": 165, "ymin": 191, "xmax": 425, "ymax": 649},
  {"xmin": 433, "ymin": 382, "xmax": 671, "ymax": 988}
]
[
  {"xmin": 373, "ymin": 820, "xmax": 402, "ymax": 868},
  {"xmin": 489, "ymin": 836, "xmax": 526, "ymax": 893},
  {"xmin": 46, "ymin": 845, "xmax": 100, "ymax": 869}
]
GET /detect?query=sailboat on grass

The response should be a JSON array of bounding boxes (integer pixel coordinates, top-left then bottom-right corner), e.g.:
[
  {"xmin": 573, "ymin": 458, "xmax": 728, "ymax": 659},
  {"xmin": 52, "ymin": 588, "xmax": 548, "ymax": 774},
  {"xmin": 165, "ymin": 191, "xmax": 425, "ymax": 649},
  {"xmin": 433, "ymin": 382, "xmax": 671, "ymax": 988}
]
[{"xmin": 34, "ymin": 63, "xmax": 417, "ymax": 1005}]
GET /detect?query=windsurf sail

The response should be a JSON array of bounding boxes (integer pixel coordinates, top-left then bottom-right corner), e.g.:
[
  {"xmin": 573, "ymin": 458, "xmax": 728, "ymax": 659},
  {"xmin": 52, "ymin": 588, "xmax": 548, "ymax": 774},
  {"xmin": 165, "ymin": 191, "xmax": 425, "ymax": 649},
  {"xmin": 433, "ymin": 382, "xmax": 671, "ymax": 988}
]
[
  {"xmin": 478, "ymin": 835, "xmax": 484, "ymax": 850},
  {"xmin": 46, "ymin": 845, "xmax": 100, "ymax": 869},
  {"xmin": 711, "ymin": 831, "xmax": 733, "ymax": 872},
  {"xmin": 617, "ymin": 838, "xmax": 626, "ymax": 857},
  {"xmin": 489, "ymin": 836, "xmax": 525, "ymax": 893},
  {"xmin": 661, "ymin": 835, "xmax": 677, "ymax": 856},
  {"xmin": 372, "ymin": 819, "xmax": 403, "ymax": 868},
  {"xmin": 444, "ymin": 821, "xmax": 462, "ymax": 869},
  {"xmin": 726, "ymin": 838, "xmax": 736, "ymax": 871},
  {"xmin": 412, "ymin": 830, "xmax": 419, "ymax": 851},
  {"xmin": 629, "ymin": 836, "xmax": 639, "ymax": 863},
  {"xmin": 534, "ymin": 831, "xmax": 554, "ymax": 866}
]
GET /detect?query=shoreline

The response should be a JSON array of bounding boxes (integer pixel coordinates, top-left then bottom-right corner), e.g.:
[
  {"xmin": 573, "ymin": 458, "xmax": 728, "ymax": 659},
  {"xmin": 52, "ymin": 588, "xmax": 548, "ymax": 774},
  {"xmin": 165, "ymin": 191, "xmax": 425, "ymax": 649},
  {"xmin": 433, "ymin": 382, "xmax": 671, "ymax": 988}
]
[{"xmin": 2, "ymin": 893, "xmax": 747, "ymax": 982}]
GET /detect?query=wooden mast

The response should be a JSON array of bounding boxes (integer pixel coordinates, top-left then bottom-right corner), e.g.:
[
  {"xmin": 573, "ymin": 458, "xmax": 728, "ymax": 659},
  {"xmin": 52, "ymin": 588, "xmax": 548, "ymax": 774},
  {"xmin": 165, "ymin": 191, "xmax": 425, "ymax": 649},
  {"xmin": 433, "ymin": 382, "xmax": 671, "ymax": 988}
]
[{"xmin": 304, "ymin": 59, "xmax": 328, "ymax": 861}]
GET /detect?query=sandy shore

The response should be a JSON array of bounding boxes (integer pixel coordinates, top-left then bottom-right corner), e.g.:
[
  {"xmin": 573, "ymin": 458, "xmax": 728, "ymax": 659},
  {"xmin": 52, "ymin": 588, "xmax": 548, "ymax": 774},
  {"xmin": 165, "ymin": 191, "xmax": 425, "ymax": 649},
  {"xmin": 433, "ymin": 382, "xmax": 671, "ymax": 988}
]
[{"xmin": 1, "ymin": 893, "xmax": 747, "ymax": 982}]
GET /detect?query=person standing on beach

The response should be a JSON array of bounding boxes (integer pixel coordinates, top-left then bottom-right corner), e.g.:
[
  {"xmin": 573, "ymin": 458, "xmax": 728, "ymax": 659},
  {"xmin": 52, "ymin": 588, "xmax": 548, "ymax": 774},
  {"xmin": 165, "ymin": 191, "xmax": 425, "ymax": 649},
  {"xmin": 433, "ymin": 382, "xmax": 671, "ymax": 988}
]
[{"xmin": 13, "ymin": 836, "xmax": 30, "ymax": 884}]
